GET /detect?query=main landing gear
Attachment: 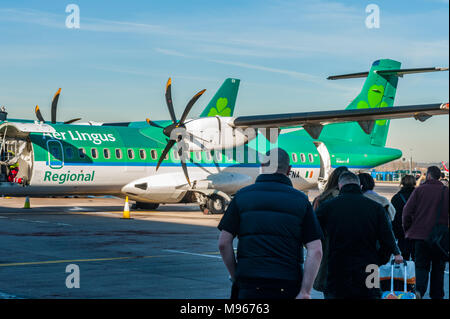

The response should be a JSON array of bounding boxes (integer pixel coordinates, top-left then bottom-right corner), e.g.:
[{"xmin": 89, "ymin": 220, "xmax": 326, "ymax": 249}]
[{"xmin": 199, "ymin": 194, "xmax": 227, "ymax": 215}]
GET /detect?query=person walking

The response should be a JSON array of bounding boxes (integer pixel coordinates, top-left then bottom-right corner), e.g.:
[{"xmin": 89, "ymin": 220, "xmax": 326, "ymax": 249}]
[
  {"xmin": 358, "ymin": 173, "xmax": 396, "ymax": 221},
  {"xmin": 391, "ymin": 175, "xmax": 416, "ymax": 260},
  {"xmin": 218, "ymin": 148, "xmax": 323, "ymax": 299},
  {"xmin": 316, "ymin": 172, "xmax": 403, "ymax": 299},
  {"xmin": 312, "ymin": 166, "xmax": 348, "ymax": 298},
  {"xmin": 403, "ymin": 166, "xmax": 449, "ymax": 299}
]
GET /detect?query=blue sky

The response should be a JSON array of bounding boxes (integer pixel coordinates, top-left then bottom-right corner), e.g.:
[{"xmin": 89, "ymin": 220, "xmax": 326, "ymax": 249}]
[{"xmin": 0, "ymin": 0, "xmax": 448, "ymax": 162}]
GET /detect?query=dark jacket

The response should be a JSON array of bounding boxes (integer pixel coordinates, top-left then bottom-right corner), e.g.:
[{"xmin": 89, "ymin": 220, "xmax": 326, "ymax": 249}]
[
  {"xmin": 315, "ymin": 184, "xmax": 400, "ymax": 298},
  {"xmin": 391, "ymin": 187, "xmax": 415, "ymax": 240},
  {"xmin": 403, "ymin": 179, "xmax": 449, "ymax": 240},
  {"xmin": 217, "ymin": 173, "xmax": 323, "ymax": 285},
  {"xmin": 312, "ymin": 187, "xmax": 340, "ymax": 292}
]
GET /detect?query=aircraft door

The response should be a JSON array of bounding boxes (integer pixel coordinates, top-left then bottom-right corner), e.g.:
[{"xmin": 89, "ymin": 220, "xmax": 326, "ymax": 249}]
[
  {"xmin": 314, "ymin": 142, "xmax": 331, "ymax": 190},
  {"xmin": 47, "ymin": 140, "xmax": 64, "ymax": 169}
]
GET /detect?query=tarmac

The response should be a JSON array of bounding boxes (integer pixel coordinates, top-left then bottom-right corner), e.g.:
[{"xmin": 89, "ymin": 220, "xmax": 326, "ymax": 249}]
[{"xmin": 0, "ymin": 183, "xmax": 448, "ymax": 299}]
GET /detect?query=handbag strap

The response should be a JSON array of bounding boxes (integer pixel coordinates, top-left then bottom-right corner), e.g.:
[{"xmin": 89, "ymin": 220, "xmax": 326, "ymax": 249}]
[{"xmin": 398, "ymin": 193, "xmax": 407, "ymax": 205}]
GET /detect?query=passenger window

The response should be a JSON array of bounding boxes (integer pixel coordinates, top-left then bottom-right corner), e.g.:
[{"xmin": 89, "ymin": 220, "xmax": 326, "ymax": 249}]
[
  {"xmin": 127, "ymin": 149, "xmax": 135, "ymax": 160},
  {"xmin": 292, "ymin": 153, "xmax": 298, "ymax": 163},
  {"xmin": 103, "ymin": 148, "xmax": 111, "ymax": 159},
  {"xmin": 214, "ymin": 151, "xmax": 222, "ymax": 162},
  {"xmin": 150, "ymin": 149, "xmax": 157, "ymax": 160},
  {"xmin": 91, "ymin": 148, "xmax": 98, "ymax": 159},
  {"xmin": 308, "ymin": 153, "xmax": 314, "ymax": 163},
  {"xmin": 205, "ymin": 151, "xmax": 212, "ymax": 162},
  {"xmin": 300, "ymin": 153, "xmax": 306, "ymax": 163},
  {"xmin": 65, "ymin": 147, "xmax": 74, "ymax": 159},
  {"xmin": 115, "ymin": 148, "xmax": 122, "ymax": 159},
  {"xmin": 225, "ymin": 150, "xmax": 234, "ymax": 162},
  {"xmin": 78, "ymin": 148, "xmax": 86, "ymax": 159},
  {"xmin": 139, "ymin": 149, "xmax": 146, "ymax": 160},
  {"xmin": 195, "ymin": 151, "xmax": 202, "ymax": 162}
]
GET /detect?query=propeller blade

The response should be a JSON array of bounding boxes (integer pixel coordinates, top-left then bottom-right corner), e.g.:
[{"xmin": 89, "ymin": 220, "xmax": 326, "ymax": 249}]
[
  {"xmin": 165, "ymin": 78, "xmax": 177, "ymax": 124},
  {"xmin": 179, "ymin": 89, "xmax": 206, "ymax": 124},
  {"xmin": 146, "ymin": 118, "xmax": 164, "ymax": 129},
  {"xmin": 51, "ymin": 88, "xmax": 61, "ymax": 124},
  {"xmin": 156, "ymin": 139, "xmax": 176, "ymax": 171},
  {"xmin": 35, "ymin": 105, "xmax": 45, "ymax": 123},
  {"xmin": 180, "ymin": 158, "xmax": 191, "ymax": 186},
  {"xmin": 63, "ymin": 118, "xmax": 81, "ymax": 124}
]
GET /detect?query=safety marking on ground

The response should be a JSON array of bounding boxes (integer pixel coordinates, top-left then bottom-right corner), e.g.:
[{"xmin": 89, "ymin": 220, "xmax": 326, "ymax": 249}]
[
  {"xmin": 0, "ymin": 254, "xmax": 173, "ymax": 267},
  {"xmin": 0, "ymin": 291, "xmax": 22, "ymax": 299},
  {"xmin": 29, "ymin": 220, "xmax": 49, "ymax": 224},
  {"xmin": 68, "ymin": 207, "xmax": 87, "ymax": 211},
  {"xmin": 163, "ymin": 249, "xmax": 222, "ymax": 259},
  {"xmin": 1, "ymin": 216, "xmax": 72, "ymax": 227}
]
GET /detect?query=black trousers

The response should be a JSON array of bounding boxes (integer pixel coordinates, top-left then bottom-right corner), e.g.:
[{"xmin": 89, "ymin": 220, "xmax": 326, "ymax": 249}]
[
  {"xmin": 414, "ymin": 240, "xmax": 446, "ymax": 299},
  {"xmin": 397, "ymin": 237, "xmax": 415, "ymax": 261}
]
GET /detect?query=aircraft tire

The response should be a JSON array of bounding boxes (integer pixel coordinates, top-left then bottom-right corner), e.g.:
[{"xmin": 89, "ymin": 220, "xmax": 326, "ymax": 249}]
[{"xmin": 206, "ymin": 195, "xmax": 226, "ymax": 215}]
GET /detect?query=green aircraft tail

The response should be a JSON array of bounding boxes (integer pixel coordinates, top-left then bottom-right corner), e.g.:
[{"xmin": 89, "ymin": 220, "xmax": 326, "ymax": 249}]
[
  {"xmin": 200, "ymin": 78, "xmax": 240, "ymax": 117},
  {"xmin": 322, "ymin": 59, "xmax": 401, "ymax": 147}
]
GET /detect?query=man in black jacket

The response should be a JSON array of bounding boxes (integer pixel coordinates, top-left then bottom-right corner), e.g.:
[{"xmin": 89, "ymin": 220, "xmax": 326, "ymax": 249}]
[
  {"xmin": 315, "ymin": 172, "xmax": 403, "ymax": 299},
  {"xmin": 218, "ymin": 148, "xmax": 323, "ymax": 299}
]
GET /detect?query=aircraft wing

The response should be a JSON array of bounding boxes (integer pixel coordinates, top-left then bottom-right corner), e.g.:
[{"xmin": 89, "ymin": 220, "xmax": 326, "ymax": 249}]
[{"xmin": 231, "ymin": 103, "xmax": 449, "ymax": 138}]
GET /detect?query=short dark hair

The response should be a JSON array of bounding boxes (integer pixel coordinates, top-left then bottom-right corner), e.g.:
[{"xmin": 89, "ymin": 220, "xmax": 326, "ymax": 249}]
[
  {"xmin": 427, "ymin": 166, "xmax": 441, "ymax": 180},
  {"xmin": 358, "ymin": 173, "xmax": 375, "ymax": 192},
  {"xmin": 401, "ymin": 175, "xmax": 416, "ymax": 189},
  {"xmin": 338, "ymin": 171, "xmax": 360, "ymax": 186}
]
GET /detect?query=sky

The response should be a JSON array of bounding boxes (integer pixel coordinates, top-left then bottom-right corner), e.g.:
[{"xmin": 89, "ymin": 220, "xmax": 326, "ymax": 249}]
[{"xmin": 0, "ymin": 0, "xmax": 448, "ymax": 162}]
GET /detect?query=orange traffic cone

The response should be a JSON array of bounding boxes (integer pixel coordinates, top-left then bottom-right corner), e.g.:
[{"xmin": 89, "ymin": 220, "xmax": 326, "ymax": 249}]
[{"xmin": 121, "ymin": 196, "xmax": 132, "ymax": 219}]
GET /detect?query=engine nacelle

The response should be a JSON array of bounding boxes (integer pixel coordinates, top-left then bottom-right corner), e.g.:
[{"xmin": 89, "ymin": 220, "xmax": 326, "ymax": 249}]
[
  {"xmin": 180, "ymin": 117, "xmax": 256, "ymax": 152},
  {"xmin": 121, "ymin": 171, "xmax": 253, "ymax": 204}
]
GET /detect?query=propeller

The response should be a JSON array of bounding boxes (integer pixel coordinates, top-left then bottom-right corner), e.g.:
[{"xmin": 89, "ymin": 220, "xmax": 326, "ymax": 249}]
[
  {"xmin": 148, "ymin": 78, "xmax": 206, "ymax": 186},
  {"xmin": 34, "ymin": 88, "xmax": 81, "ymax": 124}
]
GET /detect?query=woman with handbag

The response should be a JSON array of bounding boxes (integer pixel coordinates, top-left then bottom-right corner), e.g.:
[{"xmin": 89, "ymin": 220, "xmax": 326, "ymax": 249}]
[
  {"xmin": 403, "ymin": 166, "xmax": 449, "ymax": 299},
  {"xmin": 391, "ymin": 175, "xmax": 416, "ymax": 261}
]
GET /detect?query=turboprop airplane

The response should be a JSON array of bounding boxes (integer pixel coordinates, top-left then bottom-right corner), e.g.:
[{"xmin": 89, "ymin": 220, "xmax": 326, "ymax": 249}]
[{"xmin": 0, "ymin": 59, "xmax": 448, "ymax": 214}]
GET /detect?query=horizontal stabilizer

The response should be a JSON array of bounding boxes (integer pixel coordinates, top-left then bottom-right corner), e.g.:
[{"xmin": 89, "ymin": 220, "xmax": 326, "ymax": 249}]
[
  {"xmin": 375, "ymin": 67, "xmax": 449, "ymax": 77},
  {"xmin": 327, "ymin": 72, "xmax": 369, "ymax": 80},
  {"xmin": 328, "ymin": 67, "xmax": 448, "ymax": 80}
]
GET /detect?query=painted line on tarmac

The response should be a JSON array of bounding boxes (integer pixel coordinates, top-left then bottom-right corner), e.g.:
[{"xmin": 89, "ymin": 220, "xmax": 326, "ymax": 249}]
[
  {"xmin": 0, "ymin": 291, "xmax": 22, "ymax": 299},
  {"xmin": 0, "ymin": 254, "xmax": 173, "ymax": 268},
  {"xmin": 5, "ymin": 217, "xmax": 72, "ymax": 226},
  {"xmin": 164, "ymin": 249, "xmax": 222, "ymax": 259}
]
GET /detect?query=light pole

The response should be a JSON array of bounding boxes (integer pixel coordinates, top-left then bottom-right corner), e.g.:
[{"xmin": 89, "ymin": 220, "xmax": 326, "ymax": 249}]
[{"xmin": 409, "ymin": 148, "xmax": 413, "ymax": 175}]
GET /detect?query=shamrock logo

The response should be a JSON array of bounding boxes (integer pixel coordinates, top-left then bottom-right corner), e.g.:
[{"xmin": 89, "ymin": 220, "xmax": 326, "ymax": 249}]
[
  {"xmin": 207, "ymin": 97, "xmax": 231, "ymax": 117},
  {"xmin": 357, "ymin": 84, "xmax": 388, "ymax": 126}
]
